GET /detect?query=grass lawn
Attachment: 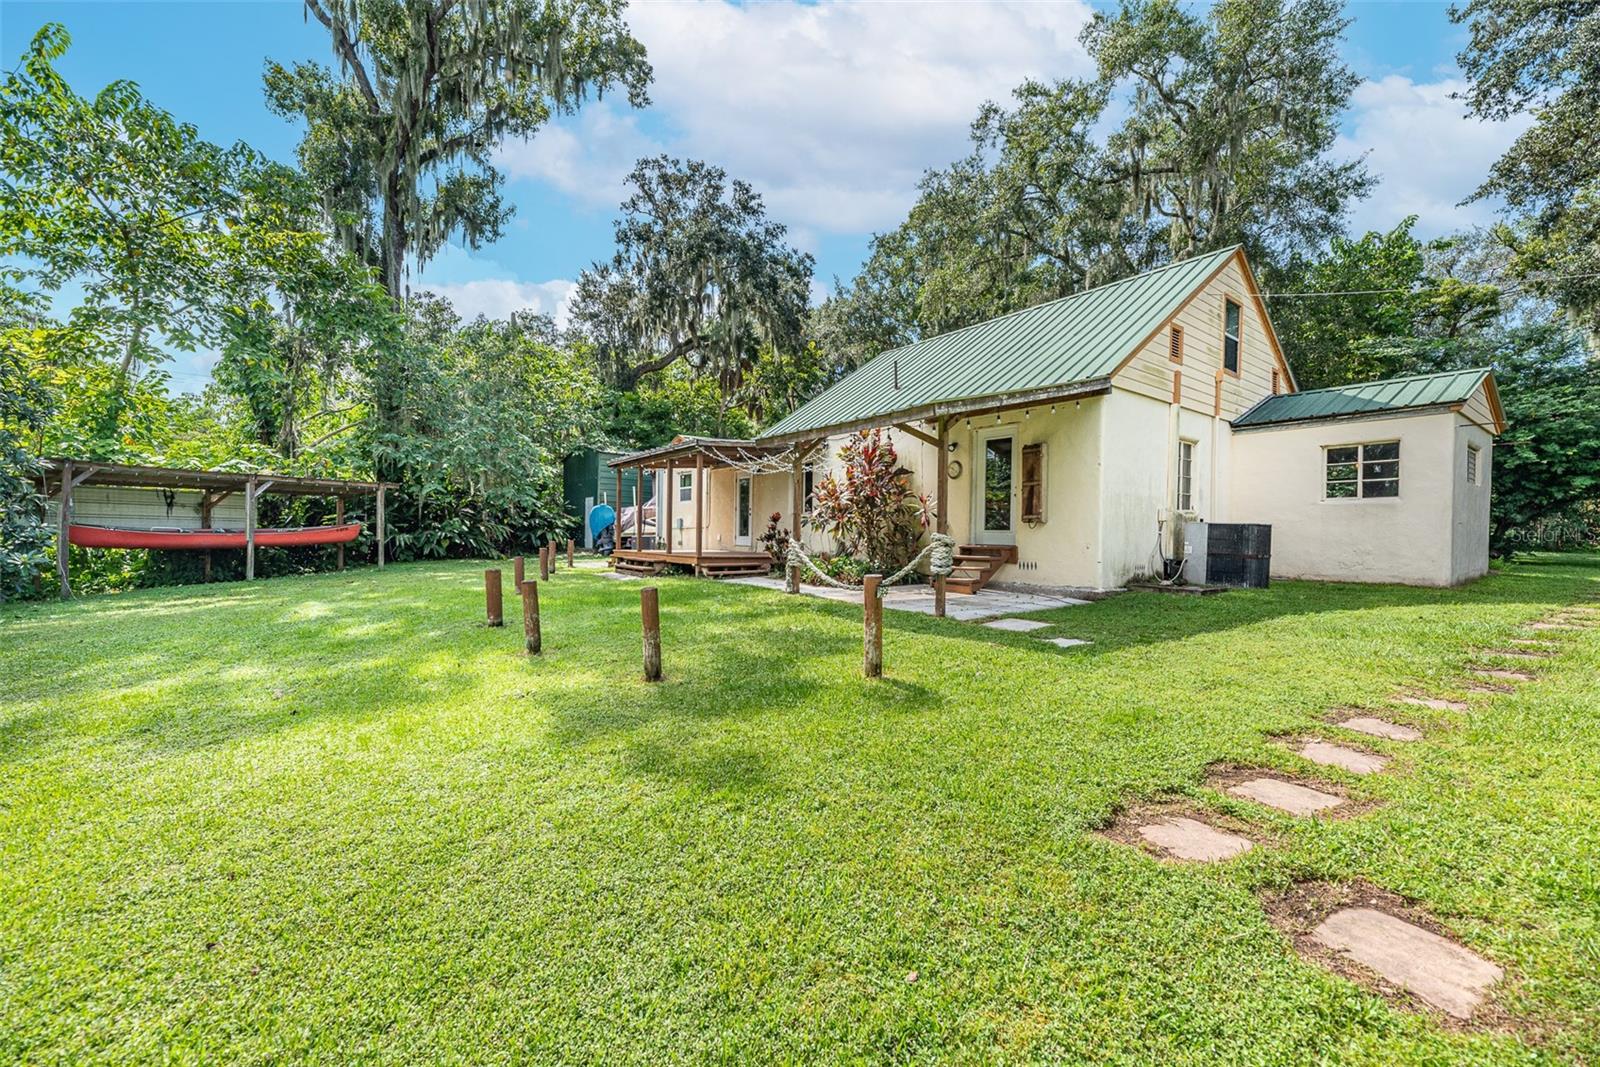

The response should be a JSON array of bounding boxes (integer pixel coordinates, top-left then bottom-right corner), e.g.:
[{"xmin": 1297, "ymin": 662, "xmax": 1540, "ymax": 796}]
[{"xmin": 3, "ymin": 554, "xmax": 1598, "ymax": 1064}]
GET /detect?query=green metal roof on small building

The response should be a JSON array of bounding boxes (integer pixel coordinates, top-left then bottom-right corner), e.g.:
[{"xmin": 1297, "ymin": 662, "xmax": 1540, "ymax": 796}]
[
  {"xmin": 1232, "ymin": 368, "xmax": 1498, "ymax": 430},
  {"xmin": 760, "ymin": 245, "xmax": 1244, "ymax": 441}
]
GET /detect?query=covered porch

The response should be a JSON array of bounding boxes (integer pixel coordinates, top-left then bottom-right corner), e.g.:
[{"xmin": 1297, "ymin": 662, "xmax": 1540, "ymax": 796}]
[{"xmin": 605, "ymin": 436, "xmax": 823, "ymax": 579}]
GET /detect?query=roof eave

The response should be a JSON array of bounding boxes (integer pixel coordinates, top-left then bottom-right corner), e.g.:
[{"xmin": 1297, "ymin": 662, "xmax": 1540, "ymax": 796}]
[
  {"xmin": 1230, "ymin": 401, "xmax": 1464, "ymax": 433},
  {"xmin": 759, "ymin": 377, "xmax": 1113, "ymax": 446}
]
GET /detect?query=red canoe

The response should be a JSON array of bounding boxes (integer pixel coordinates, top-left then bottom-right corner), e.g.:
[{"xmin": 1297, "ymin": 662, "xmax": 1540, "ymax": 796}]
[{"xmin": 69, "ymin": 523, "xmax": 363, "ymax": 550}]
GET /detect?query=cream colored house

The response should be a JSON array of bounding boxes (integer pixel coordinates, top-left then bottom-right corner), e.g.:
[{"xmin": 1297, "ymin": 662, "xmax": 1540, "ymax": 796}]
[{"xmin": 609, "ymin": 246, "xmax": 1505, "ymax": 590}]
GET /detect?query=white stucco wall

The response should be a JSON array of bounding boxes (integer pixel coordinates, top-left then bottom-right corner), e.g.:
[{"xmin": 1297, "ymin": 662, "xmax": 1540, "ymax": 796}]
[{"xmin": 1229, "ymin": 410, "xmax": 1489, "ymax": 586}]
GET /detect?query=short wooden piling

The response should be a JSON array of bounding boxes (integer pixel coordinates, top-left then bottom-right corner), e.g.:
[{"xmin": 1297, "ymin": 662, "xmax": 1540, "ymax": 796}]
[
  {"xmin": 934, "ymin": 574, "xmax": 946, "ymax": 619},
  {"xmin": 786, "ymin": 561, "xmax": 800, "ymax": 594},
  {"xmin": 863, "ymin": 574, "xmax": 883, "ymax": 678},
  {"xmin": 566, "ymin": 538, "xmax": 575, "ymax": 567},
  {"xmin": 641, "ymin": 586, "xmax": 662, "ymax": 682},
  {"xmin": 485, "ymin": 568, "xmax": 503, "ymax": 627},
  {"xmin": 539, "ymin": 544, "xmax": 550, "ymax": 582},
  {"xmin": 520, "ymin": 580, "xmax": 541, "ymax": 654},
  {"xmin": 513, "ymin": 555, "xmax": 525, "ymax": 588}
]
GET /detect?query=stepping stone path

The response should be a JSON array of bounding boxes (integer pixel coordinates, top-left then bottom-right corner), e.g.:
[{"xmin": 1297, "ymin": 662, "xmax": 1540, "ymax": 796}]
[
  {"xmin": 1311, "ymin": 907, "xmax": 1503, "ymax": 1020},
  {"xmin": 984, "ymin": 617, "xmax": 1051, "ymax": 633},
  {"xmin": 1481, "ymin": 648, "xmax": 1550, "ymax": 660},
  {"xmin": 1228, "ymin": 776, "xmax": 1345, "ymax": 816},
  {"xmin": 1396, "ymin": 696, "xmax": 1468, "ymax": 712},
  {"xmin": 1045, "ymin": 637, "xmax": 1092, "ymax": 648},
  {"xmin": 1136, "ymin": 816, "xmax": 1254, "ymax": 863},
  {"xmin": 1472, "ymin": 667, "xmax": 1533, "ymax": 682},
  {"xmin": 1297, "ymin": 740, "xmax": 1388, "ymax": 775},
  {"xmin": 1526, "ymin": 621, "xmax": 1577, "ymax": 632},
  {"xmin": 1338, "ymin": 716, "xmax": 1421, "ymax": 742},
  {"xmin": 1466, "ymin": 682, "xmax": 1511, "ymax": 695}
]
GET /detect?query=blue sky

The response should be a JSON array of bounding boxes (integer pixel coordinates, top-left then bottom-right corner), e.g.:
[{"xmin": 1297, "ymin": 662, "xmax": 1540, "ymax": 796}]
[{"xmin": 2, "ymin": 1, "xmax": 1527, "ymax": 392}]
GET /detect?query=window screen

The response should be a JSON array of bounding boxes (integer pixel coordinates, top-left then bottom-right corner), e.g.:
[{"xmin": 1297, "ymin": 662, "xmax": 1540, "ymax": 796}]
[{"xmin": 1326, "ymin": 442, "xmax": 1399, "ymax": 499}]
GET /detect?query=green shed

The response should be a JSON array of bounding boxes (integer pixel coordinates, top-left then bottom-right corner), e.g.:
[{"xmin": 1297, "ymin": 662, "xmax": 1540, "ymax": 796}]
[{"xmin": 562, "ymin": 448, "xmax": 655, "ymax": 547}]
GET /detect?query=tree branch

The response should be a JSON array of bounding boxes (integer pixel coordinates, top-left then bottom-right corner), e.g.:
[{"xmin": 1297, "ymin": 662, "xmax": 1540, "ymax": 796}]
[{"xmin": 304, "ymin": 0, "xmax": 380, "ymax": 111}]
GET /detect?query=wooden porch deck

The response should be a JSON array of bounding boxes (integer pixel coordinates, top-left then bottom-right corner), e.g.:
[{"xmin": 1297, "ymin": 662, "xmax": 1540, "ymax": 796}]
[{"xmin": 611, "ymin": 548, "xmax": 772, "ymax": 579}]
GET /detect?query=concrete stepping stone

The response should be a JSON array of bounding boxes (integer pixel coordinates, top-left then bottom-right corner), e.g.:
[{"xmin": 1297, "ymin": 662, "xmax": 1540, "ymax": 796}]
[
  {"xmin": 1481, "ymin": 648, "xmax": 1551, "ymax": 660},
  {"xmin": 1136, "ymin": 816, "xmax": 1254, "ymax": 862},
  {"xmin": 1297, "ymin": 740, "xmax": 1388, "ymax": 775},
  {"xmin": 1471, "ymin": 667, "xmax": 1533, "ymax": 682},
  {"xmin": 1338, "ymin": 716, "xmax": 1421, "ymax": 742},
  {"xmin": 984, "ymin": 617, "xmax": 1051, "ymax": 632},
  {"xmin": 1526, "ymin": 621, "xmax": 1577, "ymax": 631},
  {"xmin": 1228, "ymin": 777, "xmax": 1345, "ymax": 816},
  {"xmin": 1509, "ymin": 637, "xmax": 1559, "ymax": 648},
  {"xmin": 1044, "ymin": 636, "xmax": 1092, "ymax": 648},
  {"xmin": 1311, "ymin": 907, "xmax": 1502, "ymax": 1019},
  {"xmin": 1465, "ymin": 682, "xmax": 1511, "ymax": 695},
  {"xmin": 1396, "ymin": 696, "xmax": 1468, "ymax": 712}
]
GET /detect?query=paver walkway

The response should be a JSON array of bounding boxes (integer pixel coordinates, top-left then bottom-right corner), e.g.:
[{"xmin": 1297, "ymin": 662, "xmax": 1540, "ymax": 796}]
[
  {"xmin": 1311, "ymin": 908, "xmax": 1503, "ymax": 1019},
  {"xmin": 1297, "ymin": 740, "xmax": 1389, "ymax": 775},
  {"xmin": 727, "ymin": 576, "xmax": 1089, "ymax": 620},
  {"xmin": 1137, "ymin": 816, "xmax": 1253, "ymax": 862},
  {"xmin": 1338, "ymin": 716, "xmax": 1421, "ymax": 741}
]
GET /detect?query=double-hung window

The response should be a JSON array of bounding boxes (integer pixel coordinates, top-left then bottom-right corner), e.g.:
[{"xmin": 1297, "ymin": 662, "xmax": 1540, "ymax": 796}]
[
  {"xmin": 677, "ymin": 472, "xmax": 693, "ymax": 503},
  {"xmin": 1325, "ymin": 442, "xmax": 1400, "ymax": 499},
  {"xmin": 1222, "ymin": 298, "xmax": 1242, "ymax": 374},
  {"xmin": 1176, "ymin": 440, "xmax": 1195, "ymax": 512}
]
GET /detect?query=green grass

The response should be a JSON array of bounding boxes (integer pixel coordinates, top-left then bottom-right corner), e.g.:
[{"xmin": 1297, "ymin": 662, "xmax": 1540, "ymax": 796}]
[{"xmin": 2, "ymin": 554, "xmax": 1598, "ymax": 1064}]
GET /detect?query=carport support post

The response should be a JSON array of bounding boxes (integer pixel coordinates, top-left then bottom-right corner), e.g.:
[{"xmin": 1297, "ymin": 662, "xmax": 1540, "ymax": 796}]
[
  {"xmin": 934, "ymin": 417, "xmax": 949, "ymax": 618},
  {"xmin": 335, "ymin": 496, "xmax": 345, "ymax": 571},
  {"xmin": 863, "ymin": 574, "xmax": 883, "ymax": 678},
  {"xmin": 376, "ymin": 485, "xmax": 386, "ymax": 569},
  {"xmin": 485, "ymin": 568, "xmax": 503, "ymax": 626},
  {"xmin": 641, "ymin": 586, "xmax": 662, "ymax": 681},
  {"xmin": 245, "ymin": 475, "xmax": 257, "ymax": 581},
  {"xmin": 520, "ymin": 580, "xmax": 541, "ymax": 654},
  {"xmin": 56, "ymin": 460, "xmax": 72, "ymax": 598}
]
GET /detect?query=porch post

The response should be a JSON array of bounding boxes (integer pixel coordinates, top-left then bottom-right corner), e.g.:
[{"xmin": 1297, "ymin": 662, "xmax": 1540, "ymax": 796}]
[
  {"xmin": 376, "ymin": 485, "xmax": 387, "ymax": 569},
  {"xmin": 633, "ymin": 464, "xmax": 642, "ymax": 549},
  {"xmin": 335, "ymin": 496, "xmax": 345, "ymax": 571},
  {"xmin": 664, "ymin": 458, "xmax": 674, "ymax": 553},
  {"xmin": 934, "ymin": 417, "xmax": 949, "ymax": 618},
  {"xmin": 614, "ymin": 466, "xmax": 623, "ymax": 554},
  {"xmin": 56, "ymin": 460, "xmax": 72, "ymax": 598},
  {"xmin": 694, "ymin": 454, "xmax": 704, "ymax": 575},
  {"xmin": 245, "ymin": 476, "xmax": 257, "ymax": 581}
]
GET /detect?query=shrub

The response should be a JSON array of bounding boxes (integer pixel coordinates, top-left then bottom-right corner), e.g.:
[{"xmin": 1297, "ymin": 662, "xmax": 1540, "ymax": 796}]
[{"xmin": 810, "ymin": 429, "xmax": 933, "ymax": 574}]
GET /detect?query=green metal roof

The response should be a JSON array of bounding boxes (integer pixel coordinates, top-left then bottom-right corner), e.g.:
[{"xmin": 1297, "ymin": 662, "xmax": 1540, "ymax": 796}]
[
  {"xmin": 1232, "ymin": 368, "xmax": 1494, "ymax": 429},
  {"xmin": 760, "ymin": 245, "xmax": 1242, "ymax": 440}
]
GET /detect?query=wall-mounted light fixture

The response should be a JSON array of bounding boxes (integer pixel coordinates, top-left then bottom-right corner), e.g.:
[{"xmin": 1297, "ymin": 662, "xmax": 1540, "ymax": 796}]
[{"xmin": 946, "ymin": 440, "xmax": 958, "ymax": 453}]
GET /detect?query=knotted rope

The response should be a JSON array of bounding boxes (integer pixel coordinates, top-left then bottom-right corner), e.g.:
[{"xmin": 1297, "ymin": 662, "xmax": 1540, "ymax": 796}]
[{"xmin": 784, "ymin": 532, "xmax": 957, "ymax": 597}]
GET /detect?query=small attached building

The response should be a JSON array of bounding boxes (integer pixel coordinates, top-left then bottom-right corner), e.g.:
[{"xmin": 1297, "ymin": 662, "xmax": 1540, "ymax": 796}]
[{"xmin": 1229, "ymin": 369, "xmax": 1504, "ymax": 586}]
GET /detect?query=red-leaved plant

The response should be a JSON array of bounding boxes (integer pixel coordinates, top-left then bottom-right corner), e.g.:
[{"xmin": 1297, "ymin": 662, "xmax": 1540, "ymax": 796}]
[{"xmin": 810, "ymin": 429, "xmax": 934, "ymax": 574}]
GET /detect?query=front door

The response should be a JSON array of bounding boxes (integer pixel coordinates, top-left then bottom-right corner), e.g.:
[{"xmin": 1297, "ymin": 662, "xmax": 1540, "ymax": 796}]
[
  {"xmin": 974, "ymin": 429, "xmax": 1016, "ymax": 545},
  {"xmin": 735, "ymin": 476, "xmax": 753, "ymax": 546}
]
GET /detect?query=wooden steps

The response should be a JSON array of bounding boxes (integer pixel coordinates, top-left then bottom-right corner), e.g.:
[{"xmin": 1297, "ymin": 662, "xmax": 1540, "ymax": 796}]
[
  {"xmin": 946, "ymin": 544, "xmax": 1016, "ymax": 594},
  {"xmin": 614, "ymin": 559, "xmax": 667, "ymax": 577},
  {"xmin": 698, "ymin": 558, "xmax": 772, "ymax": 579}
]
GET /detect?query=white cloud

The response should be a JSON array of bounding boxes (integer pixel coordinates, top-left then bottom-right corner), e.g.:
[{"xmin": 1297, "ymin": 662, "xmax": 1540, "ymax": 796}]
[
  {"xmin": 498, "ymin": 0, "xmax": 1096, "ymax": 235},
  {"xmin": 421, "ymin": 277, "xmax": 577, "ymax": 327},
  {"xmin": 1339, "ymin": 75, "xmax": 1531, "ymax": 237}
]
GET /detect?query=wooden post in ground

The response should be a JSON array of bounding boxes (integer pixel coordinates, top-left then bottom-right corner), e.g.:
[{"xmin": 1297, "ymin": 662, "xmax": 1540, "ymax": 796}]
[
  {"xmin": 539, "ymin": 544, "xmax": 550, "ymax": 581},
  {"xmin": 641, "ymin": 586, "xmax": 662, "ymax": 681},
  {"xmin": 485, "ymin": 568, "xmax": 503, "ymax": 626},
  {"xmin": 513, "ymin": 555, "xmax": 525, "ymax": 588},
  {"xmin": 335, "ymin": 496, "xmax": 346, "ymax": 571},
  {"xmin": 56, "ymin": 460, "xmax": 72, "ymax": 598},
  {"xmin": 376, "ymin": 485, "xmax": 387, "ymax": 569},
  {"xmin": 863, "ymin": 574, "xmax": 883, "ymax": 678},
  {"xmin": 934, "ymin": 416, "xmax": 949, "ymax": 618},
  {"xmin": 566, "ymin": 538, "xmax": 574, "ymax": 567},
  {"xmin": 520, "ymin": 580, "xmax": 541, "ymax": 654},
  {"xmin": 786, "ymin": 561, "xmax": 800, "ymax": 594}
]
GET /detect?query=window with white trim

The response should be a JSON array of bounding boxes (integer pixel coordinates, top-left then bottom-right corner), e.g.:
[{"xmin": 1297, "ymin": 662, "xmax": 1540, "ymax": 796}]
[
  {"xmin": 1222, "ymin": 298, "xmax": 1242, "ymax": 374},
  {"xmin": 677, "ymin": 471, "xmax": 693, "ymax": 502},
  {"xmin": 1466, "ymin": 444, "xmax": 1480, "ymax": 486},
  {"xmin": 1176, "ymin": 440, "xmax": 1195, "ymax": 512},
  {"xmin": 1325, "ymin": 441, "xmax": 1400, "ymax": 499}
]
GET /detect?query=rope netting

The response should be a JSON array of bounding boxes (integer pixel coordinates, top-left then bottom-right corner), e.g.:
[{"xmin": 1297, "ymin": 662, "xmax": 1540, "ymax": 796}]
[{"xmin": 783, "ymin": 533, "xmax": 957, "ymax": 596}]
